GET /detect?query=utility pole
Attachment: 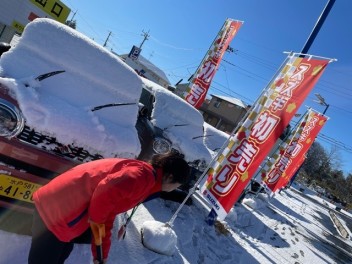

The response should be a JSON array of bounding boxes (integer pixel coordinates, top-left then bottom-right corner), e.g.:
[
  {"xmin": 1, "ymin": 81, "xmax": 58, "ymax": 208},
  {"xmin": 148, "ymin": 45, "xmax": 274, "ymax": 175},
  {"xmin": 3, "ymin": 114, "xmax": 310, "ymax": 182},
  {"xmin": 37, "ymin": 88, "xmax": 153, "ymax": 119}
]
[
  {"xmin": 139, "ymin": 30, "xmax": 150, "ymax": 49},
  {"xmin": 103, "ymin": 31, "xmax": 112, "ymax": 47},
  {"xmin": 70, "ymin": 10, "xmax": 77, "ymax": 21}
]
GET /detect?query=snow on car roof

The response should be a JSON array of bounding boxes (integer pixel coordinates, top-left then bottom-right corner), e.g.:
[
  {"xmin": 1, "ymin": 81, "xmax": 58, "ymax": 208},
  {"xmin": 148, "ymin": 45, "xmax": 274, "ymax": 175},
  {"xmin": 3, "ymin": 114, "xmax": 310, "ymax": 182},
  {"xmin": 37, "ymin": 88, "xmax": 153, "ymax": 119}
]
[{"xmin": 0, "ymin": 18, "xmax": 143, "ymax": 158}]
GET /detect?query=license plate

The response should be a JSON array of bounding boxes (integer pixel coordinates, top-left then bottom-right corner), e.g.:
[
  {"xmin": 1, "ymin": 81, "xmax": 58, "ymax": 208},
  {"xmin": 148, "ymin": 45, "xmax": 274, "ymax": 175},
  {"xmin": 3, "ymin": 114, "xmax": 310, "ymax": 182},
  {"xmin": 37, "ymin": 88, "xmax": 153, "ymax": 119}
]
[{"xmin": 0, "ymin": 174, "xmax": 42, "ymax": 203}]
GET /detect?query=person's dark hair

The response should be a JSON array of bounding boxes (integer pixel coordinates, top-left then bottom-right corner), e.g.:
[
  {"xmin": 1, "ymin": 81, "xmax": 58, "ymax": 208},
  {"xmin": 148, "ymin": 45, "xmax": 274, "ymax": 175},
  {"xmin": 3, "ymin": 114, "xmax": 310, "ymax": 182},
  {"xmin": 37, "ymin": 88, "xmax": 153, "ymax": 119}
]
[
  {"xmin": 0, "ymin": 42, "xmax": 10, "ymax": 57},
  {"xmin": 151, "ymin": 152, "xmax": 190, "ymax": 185}
]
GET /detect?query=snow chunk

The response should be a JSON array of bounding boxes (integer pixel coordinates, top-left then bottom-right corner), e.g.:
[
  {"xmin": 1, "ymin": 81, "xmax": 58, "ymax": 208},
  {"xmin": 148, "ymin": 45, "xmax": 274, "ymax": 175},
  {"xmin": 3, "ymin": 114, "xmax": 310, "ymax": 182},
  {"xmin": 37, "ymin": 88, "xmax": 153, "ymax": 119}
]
[
  {"xmin": 257, "ymin": 193, "xmax": 269, "ymax": 202},
  {"xmin": 141, "ymin": 220, "xmax": 177, "ymax": 256},
  {"xmin": 243, "ymin": 198, "xmax": 257, "ymax": 209}
]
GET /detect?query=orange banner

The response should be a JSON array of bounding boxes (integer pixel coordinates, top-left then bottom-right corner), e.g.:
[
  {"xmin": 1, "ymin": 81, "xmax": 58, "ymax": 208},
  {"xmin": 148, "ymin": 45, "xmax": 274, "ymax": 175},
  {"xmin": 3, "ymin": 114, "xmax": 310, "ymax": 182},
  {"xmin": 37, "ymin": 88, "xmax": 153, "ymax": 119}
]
[
  {"xmin": 200, "ymin": 54, "xmax": 330, "ymax": 219},
  {"xmin": 267, "ymin": 110, "xmax": 328, "ymax": 192},
  {"xmin": 184, "ymin": 19, "xmax": 243, "ymax": 108}
]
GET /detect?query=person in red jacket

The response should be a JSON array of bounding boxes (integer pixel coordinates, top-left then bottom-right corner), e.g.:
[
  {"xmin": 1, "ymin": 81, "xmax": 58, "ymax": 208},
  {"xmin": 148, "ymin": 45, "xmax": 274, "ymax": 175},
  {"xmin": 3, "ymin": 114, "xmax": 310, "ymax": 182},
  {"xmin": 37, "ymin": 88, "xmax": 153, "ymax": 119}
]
[{"xmin": 28, "ymin": 152, "xmax": 190, "ymax": 264}]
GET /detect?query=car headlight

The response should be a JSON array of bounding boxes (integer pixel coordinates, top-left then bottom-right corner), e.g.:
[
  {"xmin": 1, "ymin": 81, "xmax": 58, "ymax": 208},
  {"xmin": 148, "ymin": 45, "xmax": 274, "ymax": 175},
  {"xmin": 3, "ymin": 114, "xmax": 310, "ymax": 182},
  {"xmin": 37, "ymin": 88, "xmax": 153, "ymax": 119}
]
[
  {"xmin": 0, "ymin": 98, "xmax": 25, "ymax": 138},
  {"xmin": 153, "ymin": 137, "xmax": 171, "ymax": 154}
]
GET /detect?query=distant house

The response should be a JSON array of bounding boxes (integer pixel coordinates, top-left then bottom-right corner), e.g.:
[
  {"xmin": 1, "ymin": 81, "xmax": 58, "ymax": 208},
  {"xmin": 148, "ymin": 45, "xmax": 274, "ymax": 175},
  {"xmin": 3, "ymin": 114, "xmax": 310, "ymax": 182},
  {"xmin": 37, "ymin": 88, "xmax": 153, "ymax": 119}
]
[
  {"xmin": 120, "ymin": 53, "xmax": 170, "ymax": 88},
  {"xmin": 200, "ymin": 94, "xmax": 249, "ymax": 134},
  {"xmin": 174, "ymin": 83, "xmax": 249, "ymax": 133},
  {"xmin": 173, "ymin": 82, "xmax": 190, "ymax": 98}
]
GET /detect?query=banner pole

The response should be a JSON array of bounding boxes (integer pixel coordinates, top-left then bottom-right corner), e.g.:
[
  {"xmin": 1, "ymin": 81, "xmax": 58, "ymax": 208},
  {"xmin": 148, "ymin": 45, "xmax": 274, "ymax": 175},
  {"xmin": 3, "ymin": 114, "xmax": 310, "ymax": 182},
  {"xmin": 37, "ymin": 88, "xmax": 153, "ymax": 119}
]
[{"xmin": 166, "ymin": 53, "xmax": 294, "ymax": 226}]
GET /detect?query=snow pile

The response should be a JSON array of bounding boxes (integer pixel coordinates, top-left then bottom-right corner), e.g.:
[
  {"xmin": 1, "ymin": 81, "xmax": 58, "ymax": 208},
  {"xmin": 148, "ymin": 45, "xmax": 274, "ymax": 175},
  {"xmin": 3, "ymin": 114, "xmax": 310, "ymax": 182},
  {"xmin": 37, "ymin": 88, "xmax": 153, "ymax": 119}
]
[
  {"xmin": 243, "ymin": 197, "xmax": 257, "ymax": 209},
  {"xmin": 257, "ymin": 192, "xmax": 270, "ymax": 202},
  {"xmin": 243, "ymin": 194, "xmax": 269, "ymax": 210},
  {"xmin": 141, "ymin": 220, "xmax": 177, "ymax": 256},
  {"xmin": 0, "ymin": 18, "xmax": 143, "ymax": 158}
]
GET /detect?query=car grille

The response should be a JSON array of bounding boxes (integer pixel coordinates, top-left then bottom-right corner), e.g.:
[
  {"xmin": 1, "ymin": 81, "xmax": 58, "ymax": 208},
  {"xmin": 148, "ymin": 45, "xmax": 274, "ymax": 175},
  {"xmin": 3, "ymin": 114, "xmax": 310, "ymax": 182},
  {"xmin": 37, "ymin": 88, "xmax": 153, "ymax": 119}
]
[{"xmin": 17, "ymin": 126, "xmax": 103, "ymax": 162}]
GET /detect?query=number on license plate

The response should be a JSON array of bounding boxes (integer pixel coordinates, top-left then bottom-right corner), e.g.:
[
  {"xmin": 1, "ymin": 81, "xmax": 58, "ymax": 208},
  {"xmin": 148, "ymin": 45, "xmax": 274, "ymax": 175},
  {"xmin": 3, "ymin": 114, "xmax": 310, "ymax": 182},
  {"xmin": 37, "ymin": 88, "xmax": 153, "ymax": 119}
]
[{"xmin": 0, "ymin": 174, "xmax": 42, "ymax": 203}]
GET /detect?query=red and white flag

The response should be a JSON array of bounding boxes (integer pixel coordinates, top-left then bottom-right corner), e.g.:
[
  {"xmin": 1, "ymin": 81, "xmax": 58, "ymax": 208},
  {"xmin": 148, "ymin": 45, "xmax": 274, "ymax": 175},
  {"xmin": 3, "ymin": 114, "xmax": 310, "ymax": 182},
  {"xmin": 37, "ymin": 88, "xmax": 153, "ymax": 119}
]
[
  {"xmin": 200, "ymin": 53, "xmax": 331, "ymax": 219},
  {"xmin": 183, "ymin": 19, "xmax": 243, "ymax": 108},
  {"xmin": 262, "ymin": 109, "xmax": 328, "ymax": 192}
]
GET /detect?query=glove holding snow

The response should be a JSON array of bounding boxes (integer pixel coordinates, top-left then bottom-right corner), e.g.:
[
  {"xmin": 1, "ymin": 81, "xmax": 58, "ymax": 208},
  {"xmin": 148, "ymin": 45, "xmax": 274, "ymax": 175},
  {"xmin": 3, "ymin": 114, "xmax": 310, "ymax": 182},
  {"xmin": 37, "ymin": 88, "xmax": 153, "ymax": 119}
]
[
  {"xmin": 90, "ymin": 220, "xmax": 106, "ymax": 263},
  {"xmin": 90, "ymin": 221, "xmax": 106, "ymax": 245}
]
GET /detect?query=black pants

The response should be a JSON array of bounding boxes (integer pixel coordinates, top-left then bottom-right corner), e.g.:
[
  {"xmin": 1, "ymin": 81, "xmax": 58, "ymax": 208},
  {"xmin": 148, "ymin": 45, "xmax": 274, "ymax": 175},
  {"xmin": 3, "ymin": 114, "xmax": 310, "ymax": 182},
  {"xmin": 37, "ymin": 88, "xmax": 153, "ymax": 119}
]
[{"xmin": 28, "ymin": 208, "xmax": 91, "ymax": 264}]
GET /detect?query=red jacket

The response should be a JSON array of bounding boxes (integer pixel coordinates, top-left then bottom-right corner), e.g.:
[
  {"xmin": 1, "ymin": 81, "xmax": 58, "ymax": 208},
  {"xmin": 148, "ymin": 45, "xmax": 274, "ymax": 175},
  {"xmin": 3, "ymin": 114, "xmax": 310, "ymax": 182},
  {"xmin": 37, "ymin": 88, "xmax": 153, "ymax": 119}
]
[{"xmin": 33, "ymin": 158, "xmax": 162, "ymax": 258}]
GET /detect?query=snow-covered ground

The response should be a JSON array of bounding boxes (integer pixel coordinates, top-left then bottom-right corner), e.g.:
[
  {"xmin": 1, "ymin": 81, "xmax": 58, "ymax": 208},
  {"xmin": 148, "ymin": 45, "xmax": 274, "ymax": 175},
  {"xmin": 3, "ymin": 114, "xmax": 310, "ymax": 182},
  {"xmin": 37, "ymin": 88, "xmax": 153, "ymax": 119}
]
[{"xmin": 1, "ymin": 184, "xmax": 351, "ymax": 264}]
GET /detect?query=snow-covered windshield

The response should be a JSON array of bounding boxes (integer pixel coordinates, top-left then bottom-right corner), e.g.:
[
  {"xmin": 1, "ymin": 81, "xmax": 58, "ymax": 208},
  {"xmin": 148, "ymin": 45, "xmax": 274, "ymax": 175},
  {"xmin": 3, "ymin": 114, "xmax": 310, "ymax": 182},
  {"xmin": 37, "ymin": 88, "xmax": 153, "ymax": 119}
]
[{"xmin": 0, "ymin": 18, "xmax": 143, "ymax": 159}]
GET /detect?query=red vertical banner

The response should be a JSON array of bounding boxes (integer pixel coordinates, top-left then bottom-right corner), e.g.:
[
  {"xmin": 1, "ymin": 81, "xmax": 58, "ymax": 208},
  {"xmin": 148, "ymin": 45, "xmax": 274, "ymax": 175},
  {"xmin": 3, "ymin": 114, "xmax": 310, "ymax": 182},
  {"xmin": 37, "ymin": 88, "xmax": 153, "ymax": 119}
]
[
  {"xmin": 260, "ymin": 110, "xmax": 310, "ymax": 192},
  {"xmin": 277, "ymin": 155, "xmax": 306, "ymax": 190},
  {"xmin": 200, "ymin": 54, "xmax": 331, "ymax": 219},
  {"xmin": 183, "ymin": 19, "xmax": 243, "ymax": 108},
  {"xmin": 268, "ymin": 110, "xmax": 328, "ymax": 192}
]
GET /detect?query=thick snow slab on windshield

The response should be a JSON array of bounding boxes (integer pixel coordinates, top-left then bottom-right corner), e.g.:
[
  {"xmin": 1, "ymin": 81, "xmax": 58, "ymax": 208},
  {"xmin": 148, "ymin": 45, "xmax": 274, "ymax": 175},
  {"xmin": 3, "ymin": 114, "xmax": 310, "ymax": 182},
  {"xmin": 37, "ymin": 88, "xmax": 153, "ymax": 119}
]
[
  {"xmin": 203, "ymin": 122, "xmax": 229, "ymax": 153},
  {"xmin": 0, "ymin": 18, "xmax": 143, "ymax": 158},
  {"xmin": 142, "ymin": 78, "xmax": 212, "ymax": 163}
]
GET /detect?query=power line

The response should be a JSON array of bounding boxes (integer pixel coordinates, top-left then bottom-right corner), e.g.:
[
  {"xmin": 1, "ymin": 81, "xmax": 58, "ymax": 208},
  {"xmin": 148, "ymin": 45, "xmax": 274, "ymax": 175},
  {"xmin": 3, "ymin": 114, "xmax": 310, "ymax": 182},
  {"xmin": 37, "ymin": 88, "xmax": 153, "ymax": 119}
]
[
  {"xmin": 62, "ymin": 3, "xmax": 352, "ymax": 160},
  {"xmin": 222, "ymin": 59, "xmax": 269, "ymax": 83}
]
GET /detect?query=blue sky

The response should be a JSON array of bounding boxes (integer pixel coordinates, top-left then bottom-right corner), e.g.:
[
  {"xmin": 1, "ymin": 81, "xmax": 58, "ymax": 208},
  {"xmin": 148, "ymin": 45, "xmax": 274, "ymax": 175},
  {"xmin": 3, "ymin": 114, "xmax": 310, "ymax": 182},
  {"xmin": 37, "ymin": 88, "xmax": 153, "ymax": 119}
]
[{"xmin": 64, "ymin": 0, "xmax": 352, "ymax": 175}]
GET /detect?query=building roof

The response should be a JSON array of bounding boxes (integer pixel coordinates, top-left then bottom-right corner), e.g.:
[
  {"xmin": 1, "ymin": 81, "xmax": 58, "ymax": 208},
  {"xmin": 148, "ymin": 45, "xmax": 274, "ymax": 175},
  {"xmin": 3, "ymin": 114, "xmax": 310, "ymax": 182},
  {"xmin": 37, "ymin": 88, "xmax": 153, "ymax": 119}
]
[
  {"xmin": 211, "ymin": 94, "xmax": 247, "ymax": 108},
  {"xmin": 120, "ymin": 53, "xmax": 170, "ymax": 84}
]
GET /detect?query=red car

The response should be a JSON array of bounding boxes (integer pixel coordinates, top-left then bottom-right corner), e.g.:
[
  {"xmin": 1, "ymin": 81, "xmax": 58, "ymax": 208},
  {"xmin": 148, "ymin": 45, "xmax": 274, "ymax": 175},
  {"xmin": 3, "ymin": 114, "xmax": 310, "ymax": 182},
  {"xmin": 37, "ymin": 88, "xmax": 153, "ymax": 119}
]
[{"xmin": 0, "ymin": 18, "xmax": 152, "ymax": 214}]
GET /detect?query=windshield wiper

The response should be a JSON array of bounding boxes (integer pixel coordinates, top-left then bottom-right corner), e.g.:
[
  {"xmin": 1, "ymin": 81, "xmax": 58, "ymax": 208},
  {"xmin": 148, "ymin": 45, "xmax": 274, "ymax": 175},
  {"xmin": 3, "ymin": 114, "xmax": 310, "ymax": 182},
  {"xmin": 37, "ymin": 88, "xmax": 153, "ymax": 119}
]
[
  {"xmin": 24, "ymin": 70, "xmax": 65, "ymax": 87},
  {"xmin": 163, "ymin": 123, "xmax": 189, "ymax": 131},
  {"xmin": 91, "ymin": 102, "xmax": 136, "ymax": 112},
  {"xmin": 192, "ymin": 134, "xmax": 214, "ymax": 140},
  {"xmin": 36, "ymin": 70, "xmax": 65, "ymax": 81}
]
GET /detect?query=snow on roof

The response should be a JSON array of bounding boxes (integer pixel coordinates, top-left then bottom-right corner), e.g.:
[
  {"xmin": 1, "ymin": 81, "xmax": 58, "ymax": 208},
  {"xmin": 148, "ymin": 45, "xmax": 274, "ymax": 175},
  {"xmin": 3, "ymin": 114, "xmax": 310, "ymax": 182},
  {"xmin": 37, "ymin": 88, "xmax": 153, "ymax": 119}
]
[
  {"xmin": 121, "ymin": 53, "xmax": 170, "ymax": 84},
  {"xmin": 0, "ymin": 18, "xmax": 143, "ymax": 158},
  {"xmin": 211, "ymin": 94, "xmax": 247, "ymax": 108}
]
